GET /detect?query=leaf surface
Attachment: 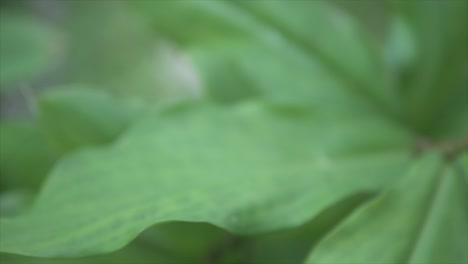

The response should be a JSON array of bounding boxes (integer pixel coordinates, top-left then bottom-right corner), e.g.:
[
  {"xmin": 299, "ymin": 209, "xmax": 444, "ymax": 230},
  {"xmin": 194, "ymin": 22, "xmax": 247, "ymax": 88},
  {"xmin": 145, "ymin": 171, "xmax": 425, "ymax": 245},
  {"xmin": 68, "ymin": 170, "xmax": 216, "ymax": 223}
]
[
  {"xmin": 0, "ymin": 102, "xmax": 412, "ymax": 257},
  {"xmin": 38, "ymin": 88, "xmax": 138, "ymax": 153},
  {"xmin": 231, "ymin": 0, "xmax": 395, "ymax": 110},
  {"xmin": 0, "ymin": 121, "xmax": 56, "ymax": 191},
  {"xmin": 305, "ymin": 153, "xmax": 468, "ymax": 264},
  {"xmin": 134, "ymin": 0, "xmax": 398, "ymax": 118},
  {"xmin": 392, "ymin": 0, "xmax": 468, "ymax": 130}
]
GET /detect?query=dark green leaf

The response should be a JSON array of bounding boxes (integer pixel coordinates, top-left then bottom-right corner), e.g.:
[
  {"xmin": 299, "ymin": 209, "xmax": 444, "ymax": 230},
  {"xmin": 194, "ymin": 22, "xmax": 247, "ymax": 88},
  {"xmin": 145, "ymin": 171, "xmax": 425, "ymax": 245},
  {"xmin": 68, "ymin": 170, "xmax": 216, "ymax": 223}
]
[
  {"xmin": 392, "ymin": 0, "xmax": 468, "ymax": 131},
  {"xmin": 38, "ymin": 87, "xmax": 138, "ymax": 153},
  {"xmin": 0, "ymin": 120, "xmax": 56, "ymax": 191}
]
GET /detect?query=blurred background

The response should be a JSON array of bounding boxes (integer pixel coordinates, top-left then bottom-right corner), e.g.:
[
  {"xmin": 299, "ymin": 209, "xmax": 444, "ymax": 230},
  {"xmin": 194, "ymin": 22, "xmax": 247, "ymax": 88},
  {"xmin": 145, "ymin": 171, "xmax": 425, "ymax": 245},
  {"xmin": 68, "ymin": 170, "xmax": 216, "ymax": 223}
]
[
  {"xmin": 0, "ymin": 0, "xmax": 465, "ymax": 263},
  {"xmin": 0, "ymin": 0, "xmax": 390, "ymax": 119}
]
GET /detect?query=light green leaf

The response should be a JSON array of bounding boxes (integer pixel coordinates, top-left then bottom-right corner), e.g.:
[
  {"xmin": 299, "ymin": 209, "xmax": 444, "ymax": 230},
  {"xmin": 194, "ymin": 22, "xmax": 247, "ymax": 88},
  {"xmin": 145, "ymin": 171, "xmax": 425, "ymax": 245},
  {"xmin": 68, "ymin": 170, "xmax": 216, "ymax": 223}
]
[
  {"xmin": 0, "ymin": 12, "xmax": 59, "ymax": 89},
  {"xmin": 0, "ymin": 242, "xmax": 168, "ymax": 264},
  {"xmin": 0, "ymin": 120, "xmax": 56, "ymax": 191},
  {"xmin": 0, "ymin": 102, "xmax": 412, "ymax": 257},
  {"xmin": 305, "ymin": 153, "xmax": 468, "ymax": 264},
  {"xmin": 408, "ymin": 165, "xmax": 468, "ymax": 264},
  {"xmin": 385, "ymin": 16, "xmax": 418, "ymax": 78},
  {"xmin": 38, "ymin": 87, "xmax": 138, "ymax": 154}
]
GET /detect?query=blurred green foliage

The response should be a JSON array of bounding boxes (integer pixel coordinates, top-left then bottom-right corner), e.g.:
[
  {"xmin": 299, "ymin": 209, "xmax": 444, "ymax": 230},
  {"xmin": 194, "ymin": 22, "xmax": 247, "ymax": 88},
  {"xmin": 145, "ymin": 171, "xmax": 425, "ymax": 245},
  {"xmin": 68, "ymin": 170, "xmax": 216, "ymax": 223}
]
[{"xmin": 0, "ymin": 0, "xmax": 466, "ymax": 263}]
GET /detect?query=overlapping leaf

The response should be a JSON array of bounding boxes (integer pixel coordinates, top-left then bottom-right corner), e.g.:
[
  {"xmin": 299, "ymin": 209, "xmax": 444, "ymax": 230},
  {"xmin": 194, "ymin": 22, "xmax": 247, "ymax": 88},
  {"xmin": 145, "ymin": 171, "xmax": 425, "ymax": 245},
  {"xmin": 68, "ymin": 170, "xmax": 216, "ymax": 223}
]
[
  {"xmin": 0, "ymin": 102, "xmax": 412, "ymax": 257},
  {"xmin": 306, "ymin": 154, "xmax": 468, "ymax": 263}
]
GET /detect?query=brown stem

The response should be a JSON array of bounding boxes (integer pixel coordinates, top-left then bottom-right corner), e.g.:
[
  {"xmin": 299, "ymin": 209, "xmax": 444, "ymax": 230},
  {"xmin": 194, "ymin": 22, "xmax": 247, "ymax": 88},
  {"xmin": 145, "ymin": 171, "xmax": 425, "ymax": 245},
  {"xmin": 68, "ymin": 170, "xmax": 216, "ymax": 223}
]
[{"xmin": 415, "ymin": 136, "xmax": 468, "ymax": 159}]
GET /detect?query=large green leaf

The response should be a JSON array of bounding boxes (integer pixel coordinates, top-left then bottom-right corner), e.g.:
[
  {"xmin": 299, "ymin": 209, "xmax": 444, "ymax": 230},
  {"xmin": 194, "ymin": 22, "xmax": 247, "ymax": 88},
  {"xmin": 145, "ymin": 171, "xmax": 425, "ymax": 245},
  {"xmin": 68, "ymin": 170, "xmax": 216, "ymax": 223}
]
[
  {"xmin": 305, "ymin": 153, "xmax": 468, "ymax": 263},
  {"xmin": 0, "ymin": 12, "xmax": 59, "ymax": 89},
  {"xmin": 245, "ymin": 192, "xmax": 375, "ymax": 264},
  {"xmin": 0, "ymin": 102, "xmax": 412, "ymax": 257}
]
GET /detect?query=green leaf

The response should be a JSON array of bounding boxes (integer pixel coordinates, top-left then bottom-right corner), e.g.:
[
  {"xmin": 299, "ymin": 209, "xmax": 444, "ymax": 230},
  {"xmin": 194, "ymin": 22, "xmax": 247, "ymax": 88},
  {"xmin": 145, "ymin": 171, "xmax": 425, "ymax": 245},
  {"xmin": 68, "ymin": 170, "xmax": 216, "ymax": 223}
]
[
  {"xmin": 132, "ymin": 0, "xmax": 252, "ymax": 45},
  {"xmin": 0, "ymin": 102, "xmax": 412, "ymax": 257},
  {"xmin": 190, "ymin": 41, "xmax": 374, "ymax": 114},
  {"xmin": 426, "ymin": 79, "xmax": 468, "ymax": 140},
  {"xmin": 38, "ymin": 87, "xmax": 138, "ymax": 154},
  {"xmin": 305, "ymin": 153, "xmax": 468, "ymax": 264},
  {"xmin": 0, "ymin": 242, "xmax": 168, "ymax": 264},
  {"xmin": 0, "ymin": 12, "xmax": 59, "ymax": 89},
  {"xmin": 246, "ymin": 192, "xmax": 375, "ymax": 264},
  {"xmin": 134, "ymin": 0, "xmax": 399, "ymax": 118},
  {"xmin": 136, "ymin": 222, "xmax": 228, "ymax": 263},
  {"xmin": 457, "ymin": 152, "xmax": 468, "ymax": 182},
  {"xmin": 0, "ymin": 120, "xmax": 56, "ymax": 191},
  {"xmin": 230, "ymin": 0, "xmax": 395, "ymax": 110},
  {"xmin": 392, "ymin": 0, "xmax": 468, "ymax": 131}
]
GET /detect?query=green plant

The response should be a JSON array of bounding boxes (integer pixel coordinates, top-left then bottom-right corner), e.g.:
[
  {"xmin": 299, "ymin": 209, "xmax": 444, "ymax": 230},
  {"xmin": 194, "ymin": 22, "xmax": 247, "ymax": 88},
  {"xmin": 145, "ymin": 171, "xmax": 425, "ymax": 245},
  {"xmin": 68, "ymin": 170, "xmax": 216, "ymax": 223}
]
[{"xmin": 0, "ymin": 1, "xmax": 466, "ymax": 263}]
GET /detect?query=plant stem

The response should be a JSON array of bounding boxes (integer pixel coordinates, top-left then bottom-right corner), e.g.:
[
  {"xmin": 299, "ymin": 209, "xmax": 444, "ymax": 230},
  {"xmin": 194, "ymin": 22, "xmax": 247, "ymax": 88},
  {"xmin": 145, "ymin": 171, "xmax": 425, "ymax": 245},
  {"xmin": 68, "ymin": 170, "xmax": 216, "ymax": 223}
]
[{"xmin": 416, "ymin": 136, "xmax": 468, "ymax": 159}]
